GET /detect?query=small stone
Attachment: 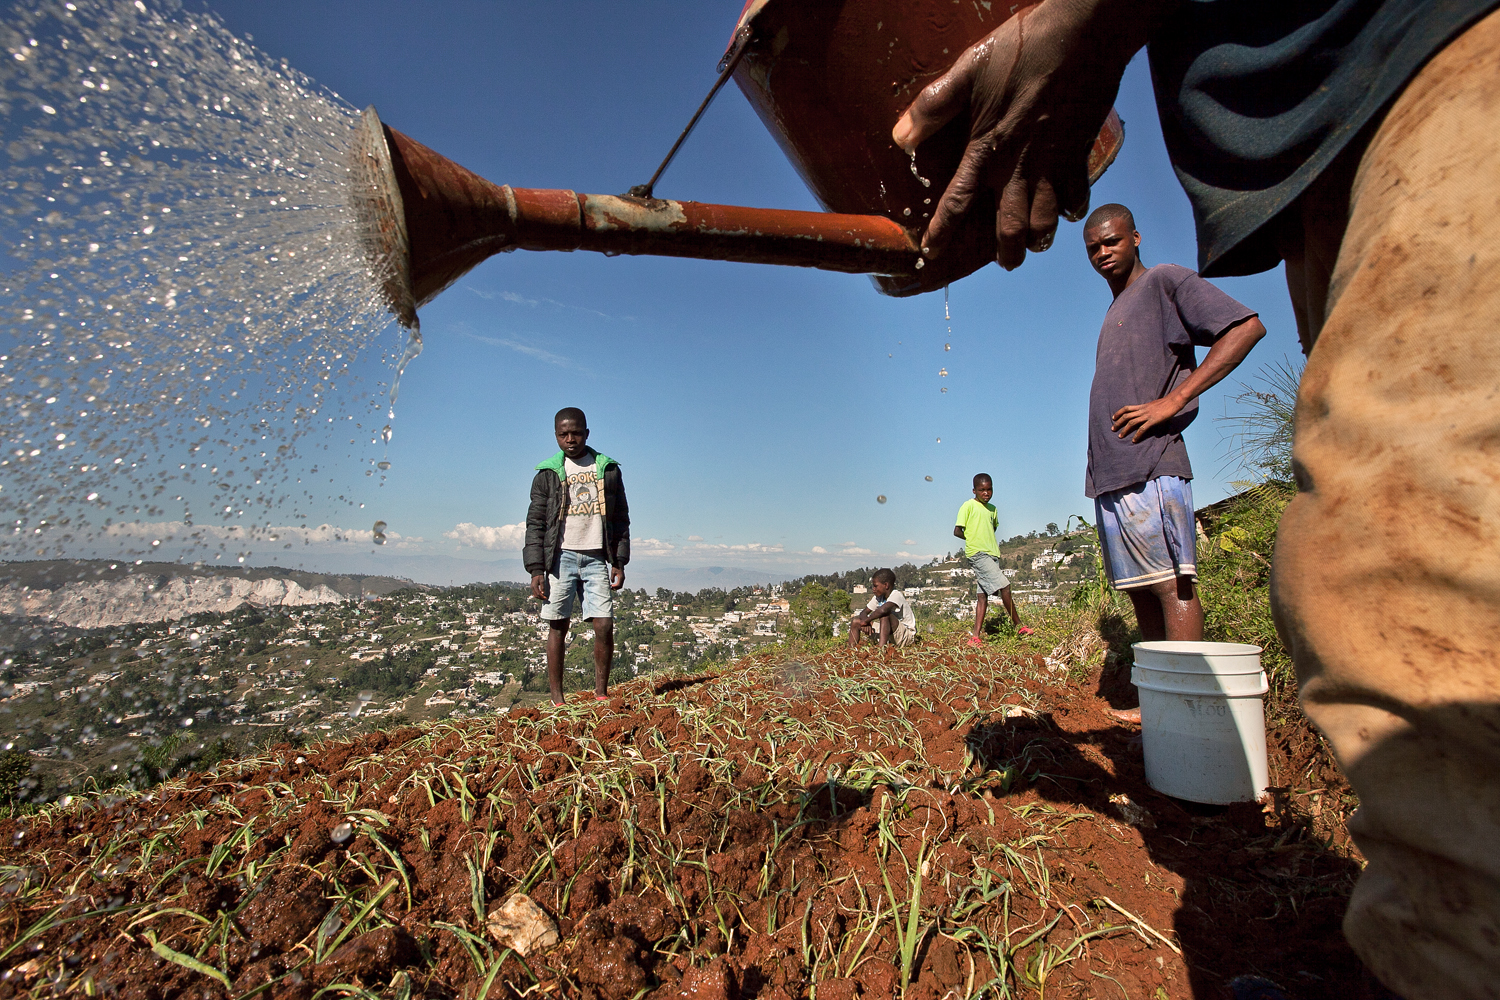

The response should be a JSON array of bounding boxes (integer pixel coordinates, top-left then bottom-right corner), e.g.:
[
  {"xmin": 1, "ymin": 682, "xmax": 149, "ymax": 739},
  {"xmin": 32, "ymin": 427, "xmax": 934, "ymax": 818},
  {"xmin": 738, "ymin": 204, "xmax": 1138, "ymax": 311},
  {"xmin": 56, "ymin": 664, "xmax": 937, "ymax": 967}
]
[
  {"xmin": 1109, "ymin": 792, "xmax": 1156, "ymax": 829},
  {"xmin": 486, "ymin": 893, "xmax": 559, "ymax": 956}
]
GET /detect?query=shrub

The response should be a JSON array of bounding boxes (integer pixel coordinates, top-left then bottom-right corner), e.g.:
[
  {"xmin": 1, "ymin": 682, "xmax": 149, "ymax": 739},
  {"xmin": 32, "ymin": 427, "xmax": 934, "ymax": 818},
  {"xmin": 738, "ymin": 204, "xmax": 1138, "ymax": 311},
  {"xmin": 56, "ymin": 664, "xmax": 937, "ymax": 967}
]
[
  {"xmin": 788, "ymin": 582, "xmax": 850, "ymax": 645},
  {"xmin": 1197, "ymin": 481, "xmax": 1296, "ymax": 710}
]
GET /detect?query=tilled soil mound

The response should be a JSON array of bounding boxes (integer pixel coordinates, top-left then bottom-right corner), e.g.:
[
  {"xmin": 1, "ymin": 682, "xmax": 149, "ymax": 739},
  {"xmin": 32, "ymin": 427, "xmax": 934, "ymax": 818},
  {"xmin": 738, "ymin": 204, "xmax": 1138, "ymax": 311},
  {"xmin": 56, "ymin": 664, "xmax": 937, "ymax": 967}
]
[{"xmin": 0, "ymin": 646, "xmax": 1377, "ymax": 999}]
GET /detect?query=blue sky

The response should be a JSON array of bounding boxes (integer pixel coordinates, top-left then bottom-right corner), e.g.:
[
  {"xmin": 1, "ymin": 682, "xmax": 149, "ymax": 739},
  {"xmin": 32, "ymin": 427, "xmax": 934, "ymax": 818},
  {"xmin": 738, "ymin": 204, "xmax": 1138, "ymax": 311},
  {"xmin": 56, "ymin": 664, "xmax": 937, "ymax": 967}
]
[{"xmin": 5, "ymin": 1, "xmax": 1302, "ymax": 590}]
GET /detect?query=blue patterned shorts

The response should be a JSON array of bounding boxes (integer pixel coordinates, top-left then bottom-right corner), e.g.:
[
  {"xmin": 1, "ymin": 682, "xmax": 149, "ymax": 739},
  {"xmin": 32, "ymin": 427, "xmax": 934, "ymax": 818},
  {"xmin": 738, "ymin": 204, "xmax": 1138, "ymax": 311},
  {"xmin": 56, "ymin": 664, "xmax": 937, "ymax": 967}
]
[{"xmin": 1094, "ymin": 475, "xmax": 1198, "ymax": 590}]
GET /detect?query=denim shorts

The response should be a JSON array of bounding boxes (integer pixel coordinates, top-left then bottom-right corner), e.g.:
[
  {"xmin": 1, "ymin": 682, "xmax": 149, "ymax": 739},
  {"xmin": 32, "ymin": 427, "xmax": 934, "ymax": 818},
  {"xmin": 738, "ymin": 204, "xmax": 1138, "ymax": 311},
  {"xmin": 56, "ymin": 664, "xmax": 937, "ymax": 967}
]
[
  {"xmin": 969, "ymin": 551, "xmax": 1012, "ymax": 596},
  {"xmin": 540, "ymin": 549, "xmax": 614, "ymax": 621},
  {"xmin": 1095, "ymin": 475, "xmax": 1198, "ymax": 590}
]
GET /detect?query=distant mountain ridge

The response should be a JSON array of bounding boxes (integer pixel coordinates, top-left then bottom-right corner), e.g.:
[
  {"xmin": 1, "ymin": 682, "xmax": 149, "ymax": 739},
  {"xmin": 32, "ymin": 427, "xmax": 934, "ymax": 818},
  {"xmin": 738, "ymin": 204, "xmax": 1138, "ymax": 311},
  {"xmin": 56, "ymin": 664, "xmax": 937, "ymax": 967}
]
[{"xmin": 0, "ymin": 560, "xmax": 420, "ymax": 628}]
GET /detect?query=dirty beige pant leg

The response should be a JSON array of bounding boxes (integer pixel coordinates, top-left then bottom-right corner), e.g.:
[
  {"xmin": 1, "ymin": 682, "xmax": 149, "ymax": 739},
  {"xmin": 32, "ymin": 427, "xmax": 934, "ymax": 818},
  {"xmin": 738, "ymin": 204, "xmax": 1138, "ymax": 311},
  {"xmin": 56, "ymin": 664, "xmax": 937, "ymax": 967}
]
[{"xmin": 1271, "ymin": 10, "xmax": 1500, "ymax": 1000}]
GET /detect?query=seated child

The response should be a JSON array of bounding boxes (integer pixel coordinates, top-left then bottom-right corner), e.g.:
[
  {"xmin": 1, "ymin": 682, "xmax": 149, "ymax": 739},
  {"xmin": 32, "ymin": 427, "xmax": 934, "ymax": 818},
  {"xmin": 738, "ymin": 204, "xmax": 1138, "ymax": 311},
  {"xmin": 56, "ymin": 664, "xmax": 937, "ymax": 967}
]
[
  {"xmin": 954, "ymin": 473, "xmax": 1030, "ymax": 647},
  {"xmin": 848, "ymin": 568, "xmax": 918, "ymax": 648}
]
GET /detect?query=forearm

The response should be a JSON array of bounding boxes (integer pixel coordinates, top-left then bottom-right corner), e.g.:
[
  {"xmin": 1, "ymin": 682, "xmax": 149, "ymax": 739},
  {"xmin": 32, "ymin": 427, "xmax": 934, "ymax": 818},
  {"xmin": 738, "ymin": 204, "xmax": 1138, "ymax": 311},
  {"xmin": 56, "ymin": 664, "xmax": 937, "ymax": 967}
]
[{"xmin": 1165, "ymin": 318, "xmax": 1267, "ymax": 410}]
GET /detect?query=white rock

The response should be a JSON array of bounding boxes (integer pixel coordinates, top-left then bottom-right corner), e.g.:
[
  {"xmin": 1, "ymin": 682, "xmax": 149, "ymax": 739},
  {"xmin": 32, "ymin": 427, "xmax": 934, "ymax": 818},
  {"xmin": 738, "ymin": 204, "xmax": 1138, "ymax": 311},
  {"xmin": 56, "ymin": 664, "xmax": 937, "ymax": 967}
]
[
  {"xmin": 486, "ymin": 894, "xmax": 558, "ymax": 957},
  {"xmin": 0, "ymin": 575, "xmax": 346, "ymax": 628}
]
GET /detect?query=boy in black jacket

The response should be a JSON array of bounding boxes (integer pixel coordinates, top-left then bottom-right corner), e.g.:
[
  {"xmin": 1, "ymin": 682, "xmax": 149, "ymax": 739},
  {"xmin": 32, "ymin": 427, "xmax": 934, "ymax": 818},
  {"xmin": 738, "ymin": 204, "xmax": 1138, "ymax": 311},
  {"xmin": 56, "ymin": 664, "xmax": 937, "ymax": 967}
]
[{"xmin": 524, "ymin": 407, "xmax": 630, "ymax": 706}]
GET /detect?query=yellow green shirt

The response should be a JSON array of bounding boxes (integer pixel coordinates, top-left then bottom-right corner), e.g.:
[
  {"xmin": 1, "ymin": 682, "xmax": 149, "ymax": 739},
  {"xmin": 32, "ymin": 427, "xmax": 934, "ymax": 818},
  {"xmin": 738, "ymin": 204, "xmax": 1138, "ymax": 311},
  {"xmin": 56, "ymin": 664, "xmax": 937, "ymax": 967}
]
[{"xmin": 955, "ymin": 499, "xmax": 1000, "ymax": 559}]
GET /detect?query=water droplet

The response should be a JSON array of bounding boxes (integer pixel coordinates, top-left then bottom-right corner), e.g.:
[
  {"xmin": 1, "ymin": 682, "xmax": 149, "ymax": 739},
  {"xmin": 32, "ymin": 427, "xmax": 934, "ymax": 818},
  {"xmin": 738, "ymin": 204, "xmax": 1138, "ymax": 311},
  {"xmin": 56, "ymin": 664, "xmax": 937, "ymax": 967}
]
[
  {"xmin": 939, "ymin": 368, "xmax": 948, "ymax": 377},
  {"xmin": 380, "ymin": 425, "xmax": 393, "ymax": 445},
  {"xmin": 330, "ymin": 822, "xmax": 353, "ymax": 845},
  {"xmin": 915, "ymin": 258, "xmax": 925, "ymax": 270},
  {"xmin": 387, "ymin": 323, "xmax": 423, "ymax": 409},
  {"xmin": 936, "ymin": 437, "xmax": 941, "ymax": 443},
  {"xmin": 940, "ymin": 387, "xmax": 948, "ymax": 393},
  {"xmin": 876, "ymin": 495, "xmax": 887, "ymax": 504},
  {"xmin": 908, "ymin": 150, "xmax": 932, "ymax": 188},
  {"xmin": 902, "ymin": 207, "xmax": 911, "ymax": 217},
  {"xmin": 924, "ymin": 476, "xmax": 933, "ymax": 482},
  {"xmin": 376, "ymin": 460, "xmax": 390, "ymax": 470},
  {"xmin": 944, "ymin": 344, "xmax": 950, "ymax": 351}
]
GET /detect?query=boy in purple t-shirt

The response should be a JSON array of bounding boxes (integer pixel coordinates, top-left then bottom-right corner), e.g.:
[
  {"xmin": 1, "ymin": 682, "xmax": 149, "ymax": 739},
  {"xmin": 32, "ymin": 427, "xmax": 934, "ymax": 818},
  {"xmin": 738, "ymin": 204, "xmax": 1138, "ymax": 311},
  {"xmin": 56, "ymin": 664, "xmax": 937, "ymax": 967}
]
[{"xmin": 1081, "ymin": 204, "xmax": 1265, "ymax": 717}]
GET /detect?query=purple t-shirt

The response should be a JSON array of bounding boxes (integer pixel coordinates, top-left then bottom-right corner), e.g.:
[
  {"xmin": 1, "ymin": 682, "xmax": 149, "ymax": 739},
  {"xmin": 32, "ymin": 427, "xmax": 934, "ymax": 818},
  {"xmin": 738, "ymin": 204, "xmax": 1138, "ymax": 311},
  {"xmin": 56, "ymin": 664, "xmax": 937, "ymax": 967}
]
[{"xmin": 1086, "ymin": 264, "xmax": 1256, "ymax": 498}]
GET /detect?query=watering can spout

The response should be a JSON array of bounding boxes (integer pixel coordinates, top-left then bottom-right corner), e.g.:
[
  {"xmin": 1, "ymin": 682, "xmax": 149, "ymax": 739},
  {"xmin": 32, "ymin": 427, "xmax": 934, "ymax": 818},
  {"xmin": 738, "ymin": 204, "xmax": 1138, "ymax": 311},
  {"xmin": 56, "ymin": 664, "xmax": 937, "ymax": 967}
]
[
  {"xmin": 349, "ymin": 0, "xmax": 1127, "ymax": 326},
  {"xmin": 350, "ymin": 106, "xmax": 925, "ymax": 328}
]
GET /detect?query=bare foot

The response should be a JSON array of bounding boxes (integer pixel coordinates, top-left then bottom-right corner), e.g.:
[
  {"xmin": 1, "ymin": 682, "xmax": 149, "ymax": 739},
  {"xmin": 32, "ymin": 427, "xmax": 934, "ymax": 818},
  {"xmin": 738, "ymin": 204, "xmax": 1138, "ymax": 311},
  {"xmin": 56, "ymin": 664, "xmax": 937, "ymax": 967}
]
[{"xmin": 1109, "ymin": 706, "xmax": 1142, "ymax": 725}]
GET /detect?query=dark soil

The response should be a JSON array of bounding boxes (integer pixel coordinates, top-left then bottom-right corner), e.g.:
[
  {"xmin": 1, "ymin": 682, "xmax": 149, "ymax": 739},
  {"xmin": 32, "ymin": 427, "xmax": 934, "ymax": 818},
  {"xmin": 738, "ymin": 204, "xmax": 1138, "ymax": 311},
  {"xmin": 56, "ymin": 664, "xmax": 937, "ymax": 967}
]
[{"xmin": 0, "ymin": 645, "xmax": 1381, "ymax": 999}]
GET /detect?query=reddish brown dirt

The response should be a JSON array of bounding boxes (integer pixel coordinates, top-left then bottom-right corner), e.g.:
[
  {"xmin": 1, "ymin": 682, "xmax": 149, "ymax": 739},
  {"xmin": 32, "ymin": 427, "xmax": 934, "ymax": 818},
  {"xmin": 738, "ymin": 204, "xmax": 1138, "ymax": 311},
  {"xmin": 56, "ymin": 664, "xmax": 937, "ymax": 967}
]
[{"xmin": 0, "ymin": 647, "xmax": 1384, "ymax": 999}]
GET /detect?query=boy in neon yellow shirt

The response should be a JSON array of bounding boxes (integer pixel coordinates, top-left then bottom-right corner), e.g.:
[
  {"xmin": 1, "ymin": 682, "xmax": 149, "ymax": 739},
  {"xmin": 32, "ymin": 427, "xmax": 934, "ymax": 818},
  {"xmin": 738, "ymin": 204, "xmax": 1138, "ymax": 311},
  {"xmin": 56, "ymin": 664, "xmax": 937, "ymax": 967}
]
[{"xmin": 953, "ymin": 473, "xmax": 1028, "ymax": 646}]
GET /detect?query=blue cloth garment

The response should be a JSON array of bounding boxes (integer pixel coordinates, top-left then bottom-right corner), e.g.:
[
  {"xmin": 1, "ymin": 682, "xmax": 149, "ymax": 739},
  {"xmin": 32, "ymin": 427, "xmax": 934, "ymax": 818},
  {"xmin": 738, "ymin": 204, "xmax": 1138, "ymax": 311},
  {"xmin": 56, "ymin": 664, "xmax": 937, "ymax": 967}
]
[
  {"xmin": 1149, "ymin": 0, "xmax": 1500, "ymax": 277},
  {"xmin": 540, "ymin": 548, "xmax": 614, "ymax": 621},
  {"xmin": 1094, "ymin": 475, "xmax": 1199, "ymax": 590}
]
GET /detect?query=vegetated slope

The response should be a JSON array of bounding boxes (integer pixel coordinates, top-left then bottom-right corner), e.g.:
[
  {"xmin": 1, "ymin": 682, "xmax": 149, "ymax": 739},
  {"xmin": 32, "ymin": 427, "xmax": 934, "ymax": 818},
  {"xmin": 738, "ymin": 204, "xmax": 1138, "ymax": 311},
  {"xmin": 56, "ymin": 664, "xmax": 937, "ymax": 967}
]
[{"xmin": 0, "ymin": 644, "xmax": 1368, "ymax": 1000}]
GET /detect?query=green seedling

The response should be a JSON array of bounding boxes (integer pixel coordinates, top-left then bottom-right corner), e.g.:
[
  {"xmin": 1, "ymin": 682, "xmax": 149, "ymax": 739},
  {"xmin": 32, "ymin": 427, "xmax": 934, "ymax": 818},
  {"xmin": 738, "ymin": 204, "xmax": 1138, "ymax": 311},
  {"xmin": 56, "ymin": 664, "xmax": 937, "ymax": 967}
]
[
  {"xmin": 880, "ymin": 834, "xmax": 931, "ymax": 997},
  {"xmin": 145, "ymin": 931, "xmax": 231, "ymax": 990},
  {"xmin": 317, "ymin": 878, "xmax": 397, "ymax": 963},
  {"xmin": 433, "ymin": 920, "xmax": 492, "ymax": 977}
]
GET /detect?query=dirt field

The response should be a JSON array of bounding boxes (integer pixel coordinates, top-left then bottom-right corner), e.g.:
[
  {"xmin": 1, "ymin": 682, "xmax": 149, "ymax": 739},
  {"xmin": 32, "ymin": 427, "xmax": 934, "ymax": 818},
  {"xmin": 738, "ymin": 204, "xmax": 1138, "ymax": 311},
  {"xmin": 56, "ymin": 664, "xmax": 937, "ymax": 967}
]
[{"xmin": 0, "ymin": 644, "xmax": 1382, "ymax": 999}]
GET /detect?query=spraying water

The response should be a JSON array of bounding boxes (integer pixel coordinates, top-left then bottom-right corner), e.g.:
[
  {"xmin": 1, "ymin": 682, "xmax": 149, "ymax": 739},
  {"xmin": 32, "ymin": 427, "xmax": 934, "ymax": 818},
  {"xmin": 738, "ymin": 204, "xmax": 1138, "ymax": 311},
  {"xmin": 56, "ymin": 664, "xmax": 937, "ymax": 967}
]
[{"xmin": 0, "ymin": 0, "xmax": 406, "ymax": 562}]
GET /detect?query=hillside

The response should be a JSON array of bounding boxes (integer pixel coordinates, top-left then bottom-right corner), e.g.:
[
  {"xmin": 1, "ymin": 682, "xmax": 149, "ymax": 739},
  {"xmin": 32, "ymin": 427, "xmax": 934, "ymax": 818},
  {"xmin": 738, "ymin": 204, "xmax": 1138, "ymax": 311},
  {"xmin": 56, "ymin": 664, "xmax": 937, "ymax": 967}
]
[
  {"xmin": 0, "ymin": 560, "xmax": 418, "ymax": 629},
  {"xmin": 0, "ymin": 644, "xmax": 1367, "ymax": 1000}
]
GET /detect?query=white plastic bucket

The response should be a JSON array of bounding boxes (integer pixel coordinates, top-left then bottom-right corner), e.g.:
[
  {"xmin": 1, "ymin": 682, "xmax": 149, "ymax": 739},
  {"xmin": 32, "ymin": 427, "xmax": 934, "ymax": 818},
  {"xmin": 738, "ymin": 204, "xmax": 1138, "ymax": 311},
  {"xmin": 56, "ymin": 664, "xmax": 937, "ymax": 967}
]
[{"xmin": 1131, "ymin": 641, "xmax": 1269, "ymax": 804}]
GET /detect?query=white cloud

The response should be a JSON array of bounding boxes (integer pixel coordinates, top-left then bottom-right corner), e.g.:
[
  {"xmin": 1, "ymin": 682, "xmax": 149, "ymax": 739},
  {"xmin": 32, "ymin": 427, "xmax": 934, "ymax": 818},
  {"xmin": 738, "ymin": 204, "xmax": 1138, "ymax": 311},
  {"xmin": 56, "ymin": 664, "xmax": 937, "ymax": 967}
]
[
  {"xmin": 633, "ymin": 538, "xmax": 676, "ymax": 557},
  {"xmin": 459, "ymin": 331, "xmax": 577, "ymax": 369},
  {"xmin": 841, "ymin": 547, "xmax": 872, "ymax": 556},
  {"xmin": 689, "ymin": 541, "xmax": 785, "ymax": 553},
  {"xmin": 811, "ymin": 546, "xmax": 827, "ymax": 554},
  {"xmin": 464, "ymin": 285, "xmax": 616, "ymax": 320},
  {"xmin": 904, "ymin": 540, "xmax": 916, "ymax": 545},
  {"xmin": 840, "ymin": 541, "xmax": 860, "ymax": 547},
  {"xmin": 687, "ymin": 535, "xmax": 703, "ymax": 542},
  {"xmin": 444, "ymin": 522, "xmax": 525, "ymax": 551}
]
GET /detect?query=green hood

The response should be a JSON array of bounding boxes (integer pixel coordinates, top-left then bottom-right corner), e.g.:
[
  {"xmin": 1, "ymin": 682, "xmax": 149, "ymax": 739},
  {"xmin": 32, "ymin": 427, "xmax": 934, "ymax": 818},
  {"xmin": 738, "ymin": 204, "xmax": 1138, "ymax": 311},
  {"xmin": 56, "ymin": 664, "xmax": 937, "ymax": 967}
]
[{"xmin": 535, "ymin": 450, "xmax": 616, "ymax": 481}]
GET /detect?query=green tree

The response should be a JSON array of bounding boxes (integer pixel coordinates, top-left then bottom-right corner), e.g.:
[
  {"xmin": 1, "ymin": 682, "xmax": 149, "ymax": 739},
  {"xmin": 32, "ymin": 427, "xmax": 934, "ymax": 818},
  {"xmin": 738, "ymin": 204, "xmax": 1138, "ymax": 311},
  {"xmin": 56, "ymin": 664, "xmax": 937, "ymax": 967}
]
[
  {"xmin": 0, "ymin": 750, "xmax": 33, "ymax": 806},
  {"xmin": 788, "ymin": 582, "xmax": 849, "ymax": 643}
]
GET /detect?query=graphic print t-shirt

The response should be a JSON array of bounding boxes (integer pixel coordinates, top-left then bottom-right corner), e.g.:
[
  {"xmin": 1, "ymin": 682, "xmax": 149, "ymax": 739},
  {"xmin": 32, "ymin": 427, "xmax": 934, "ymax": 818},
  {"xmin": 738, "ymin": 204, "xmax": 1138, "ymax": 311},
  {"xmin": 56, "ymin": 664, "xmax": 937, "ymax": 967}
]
[
  {"xmin": 561, "ymin": 452, "xmax": 605, "ymax": 551},
  {"xmin": 867, "ymin": 590, "xmax": 917, "ymax": 634}
]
